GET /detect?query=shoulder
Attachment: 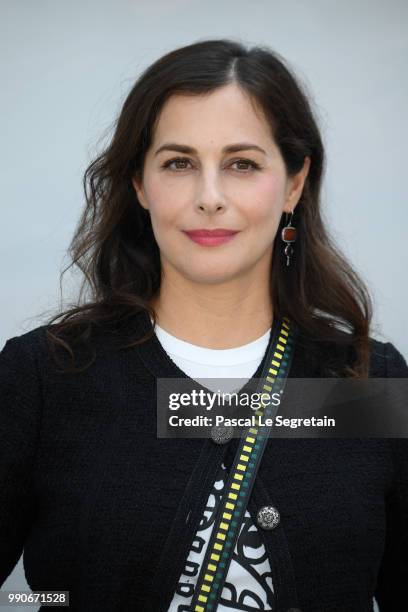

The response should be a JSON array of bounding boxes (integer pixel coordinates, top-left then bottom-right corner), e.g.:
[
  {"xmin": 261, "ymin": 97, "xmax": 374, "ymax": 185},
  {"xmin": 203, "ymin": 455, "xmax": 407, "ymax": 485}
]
[
  {"xmin": 0, "ymin": 327, "xmax": 49, "ymax": 429},
  {"xmin": 368, "ymin": 337, "xmax": 408, "ymax": 378},
  {"xmin": 0, "ymin": 324, "xmax": 67, "ymax": 381},
  {"xmin": 295, "ymin": 326, "xmax": 408, "ymax": 378},
  {"xmin": 1, "ymin": 320, "xmax": 130, "ymax": 375},
  {"xmin": 0, "ymin": 325, "xmax": 46, "ymax": 364}
]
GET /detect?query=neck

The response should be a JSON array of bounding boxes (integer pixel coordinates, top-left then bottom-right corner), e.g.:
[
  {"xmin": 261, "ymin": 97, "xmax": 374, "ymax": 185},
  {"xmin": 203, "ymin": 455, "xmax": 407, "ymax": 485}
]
[{"xmin": 149, "ymin": 271, "xmax": 273, "ymax": 350}]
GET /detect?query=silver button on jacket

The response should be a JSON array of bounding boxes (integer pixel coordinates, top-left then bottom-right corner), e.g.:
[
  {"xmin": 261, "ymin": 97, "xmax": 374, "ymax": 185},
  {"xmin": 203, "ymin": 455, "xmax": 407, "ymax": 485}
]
[
  {"xmin": 210, "ymin": 424, "xmax": 234, "ymax": 444},
  {"xmin": 256, "ymin": 505, "xmax": 280, "ymax": 530}
]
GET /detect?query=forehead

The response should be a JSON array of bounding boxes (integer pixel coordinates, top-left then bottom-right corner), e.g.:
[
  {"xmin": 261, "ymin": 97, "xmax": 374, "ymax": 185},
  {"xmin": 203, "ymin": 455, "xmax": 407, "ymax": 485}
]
[{"xmin": 150, "ymin": 83, "xmax": 274, "ymax": 148}]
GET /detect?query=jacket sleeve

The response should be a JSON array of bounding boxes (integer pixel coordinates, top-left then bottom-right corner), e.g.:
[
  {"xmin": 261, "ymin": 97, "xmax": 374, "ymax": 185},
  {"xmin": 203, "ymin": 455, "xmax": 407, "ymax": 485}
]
[
  {"xmin": 0, "ymin": 334, "xmax": 43, "ymax": 585},
  {"xmin": 374, "ymin": 341, "xmax": 408, "ymax": 610}
]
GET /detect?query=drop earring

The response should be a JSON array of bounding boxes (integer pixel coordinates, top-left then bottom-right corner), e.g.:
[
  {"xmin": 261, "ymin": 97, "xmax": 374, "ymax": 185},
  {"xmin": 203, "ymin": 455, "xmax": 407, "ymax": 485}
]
[{"xmin": 281, "ymin": 210, "xmax": 297, "ymax": 267}]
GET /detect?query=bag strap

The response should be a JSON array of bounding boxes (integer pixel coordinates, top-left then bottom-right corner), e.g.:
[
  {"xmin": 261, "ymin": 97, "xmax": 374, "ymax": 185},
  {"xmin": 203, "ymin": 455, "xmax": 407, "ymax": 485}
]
[{"xmin": 189, "ymin": 315, "xmax": 298, "ymax": 612}]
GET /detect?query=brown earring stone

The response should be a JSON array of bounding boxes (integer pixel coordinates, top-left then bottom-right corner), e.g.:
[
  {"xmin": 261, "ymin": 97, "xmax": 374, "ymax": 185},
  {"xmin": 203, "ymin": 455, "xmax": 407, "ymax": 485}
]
[{"xmin": 281, "ymin": 226, "xmax": 297, "ymax": 242}]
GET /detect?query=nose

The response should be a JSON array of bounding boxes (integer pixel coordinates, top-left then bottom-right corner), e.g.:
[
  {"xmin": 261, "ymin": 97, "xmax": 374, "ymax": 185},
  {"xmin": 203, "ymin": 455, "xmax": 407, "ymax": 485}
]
[{"xmin": 195, "ymin": 169, "xmax": 227, "ymax": 214}]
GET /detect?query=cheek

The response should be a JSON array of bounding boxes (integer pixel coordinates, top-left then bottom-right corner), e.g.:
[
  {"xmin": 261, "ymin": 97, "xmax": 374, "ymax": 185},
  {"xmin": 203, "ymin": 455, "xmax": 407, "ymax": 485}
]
[
  {"xmin": 242, "ymin": 175, "xmax": 285, "ymax": 224},
  {"xmin": 143, "ymin": 179, "xmax": 184, "ymax": 226}
]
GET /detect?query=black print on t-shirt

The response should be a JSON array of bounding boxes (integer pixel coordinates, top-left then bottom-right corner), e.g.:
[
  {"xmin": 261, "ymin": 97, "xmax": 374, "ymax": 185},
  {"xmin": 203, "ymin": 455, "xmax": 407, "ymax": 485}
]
[{"xmin": 167, "ymin": 462, "xmax": 275, "ymax": 611}]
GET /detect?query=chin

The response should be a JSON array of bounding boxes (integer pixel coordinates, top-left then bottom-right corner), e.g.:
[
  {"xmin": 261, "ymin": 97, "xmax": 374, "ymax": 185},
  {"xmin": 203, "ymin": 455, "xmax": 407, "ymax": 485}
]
[{"xmin": 182, "ymin": 266, "xmax": 243, "ymax": 285}]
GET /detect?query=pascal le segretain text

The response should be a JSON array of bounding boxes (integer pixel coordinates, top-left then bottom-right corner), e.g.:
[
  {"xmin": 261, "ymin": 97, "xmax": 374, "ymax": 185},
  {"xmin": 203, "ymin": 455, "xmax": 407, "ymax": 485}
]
[{"xmin": 168, "ymin": 415, "xmax": 336, "ymax": 429}]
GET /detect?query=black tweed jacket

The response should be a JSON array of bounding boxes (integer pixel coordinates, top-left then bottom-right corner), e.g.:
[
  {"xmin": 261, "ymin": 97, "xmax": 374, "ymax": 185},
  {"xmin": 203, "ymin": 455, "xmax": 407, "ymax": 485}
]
[{"xmin": 0, "ymin": 310, "xmax": 407, "ymax": 612}]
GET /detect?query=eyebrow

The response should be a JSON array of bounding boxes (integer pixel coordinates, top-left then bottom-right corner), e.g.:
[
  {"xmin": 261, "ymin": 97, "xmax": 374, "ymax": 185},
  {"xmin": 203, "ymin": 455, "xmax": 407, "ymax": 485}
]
[{"xmin": 154, "ymin": 142, "xmax": 267, "ymax": 156}]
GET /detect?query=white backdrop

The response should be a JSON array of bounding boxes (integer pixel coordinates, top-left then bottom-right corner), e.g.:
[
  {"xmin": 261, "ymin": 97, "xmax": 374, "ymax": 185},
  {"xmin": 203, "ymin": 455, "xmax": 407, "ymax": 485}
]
[{"xmin": 1, "ymin": 0, "xmax": 407, "ymax": 608}]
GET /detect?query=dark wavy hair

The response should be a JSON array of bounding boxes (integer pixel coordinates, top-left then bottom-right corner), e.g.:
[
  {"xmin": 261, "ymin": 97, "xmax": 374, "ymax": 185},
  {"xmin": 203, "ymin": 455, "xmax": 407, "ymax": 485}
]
[{"xmin": 40, "ymin": 38, "xmax": 373, "ymax": 376}]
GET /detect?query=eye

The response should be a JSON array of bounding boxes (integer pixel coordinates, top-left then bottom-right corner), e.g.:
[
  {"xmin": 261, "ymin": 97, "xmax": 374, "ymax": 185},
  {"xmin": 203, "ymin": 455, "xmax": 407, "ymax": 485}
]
[
  {"xmin": 161, "ymin": 157, "xmax": 192, "ymax": 171},
  {"xmin": 231, "ymin": 158, "xmax": 261, "ymax": 172},
  {"xmin": 161, "ymin": 157, "xmax": 262, "ymax": 173}
]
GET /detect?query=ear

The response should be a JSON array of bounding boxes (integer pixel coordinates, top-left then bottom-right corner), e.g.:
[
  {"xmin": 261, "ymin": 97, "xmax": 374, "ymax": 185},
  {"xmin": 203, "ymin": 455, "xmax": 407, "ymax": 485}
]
[
  {"xmin": 283, "ymin": 156, "xmax": 311, "ymax": 214},
  {"xmin": 131, "ymin": 176, "xmax": 149, "ymax": 211}
]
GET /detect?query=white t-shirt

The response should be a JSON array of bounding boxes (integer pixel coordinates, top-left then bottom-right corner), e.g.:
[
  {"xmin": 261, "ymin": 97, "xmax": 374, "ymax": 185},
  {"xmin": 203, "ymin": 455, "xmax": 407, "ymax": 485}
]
[{"xmin": 152, "ymin": 321, "xmax": 276, "ymax": 611}]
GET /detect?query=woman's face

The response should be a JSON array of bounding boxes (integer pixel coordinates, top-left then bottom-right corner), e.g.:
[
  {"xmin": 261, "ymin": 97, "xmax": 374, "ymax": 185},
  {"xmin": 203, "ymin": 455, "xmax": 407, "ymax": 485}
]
[{"xmin": 132, "ymin": 82, "xmax": 309, "ymax": 285}]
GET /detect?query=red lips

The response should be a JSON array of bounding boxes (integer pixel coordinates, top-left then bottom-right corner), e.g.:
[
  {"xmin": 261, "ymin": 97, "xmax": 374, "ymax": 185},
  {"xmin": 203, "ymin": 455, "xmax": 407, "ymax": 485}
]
[
  {"xmin": 183, "ymin": 229, "xmax": 239, "ymax": 237},
  {"xmin": 182, "ymin": 228, "xmax": 240, "ymax": 247}
]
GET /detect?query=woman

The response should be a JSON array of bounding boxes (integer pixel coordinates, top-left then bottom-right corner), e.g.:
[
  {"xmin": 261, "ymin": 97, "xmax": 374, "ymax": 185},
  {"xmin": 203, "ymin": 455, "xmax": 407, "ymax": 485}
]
[{"xmin": 0, "ymin": 39, "xmax": 407, "ymax": 612}]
